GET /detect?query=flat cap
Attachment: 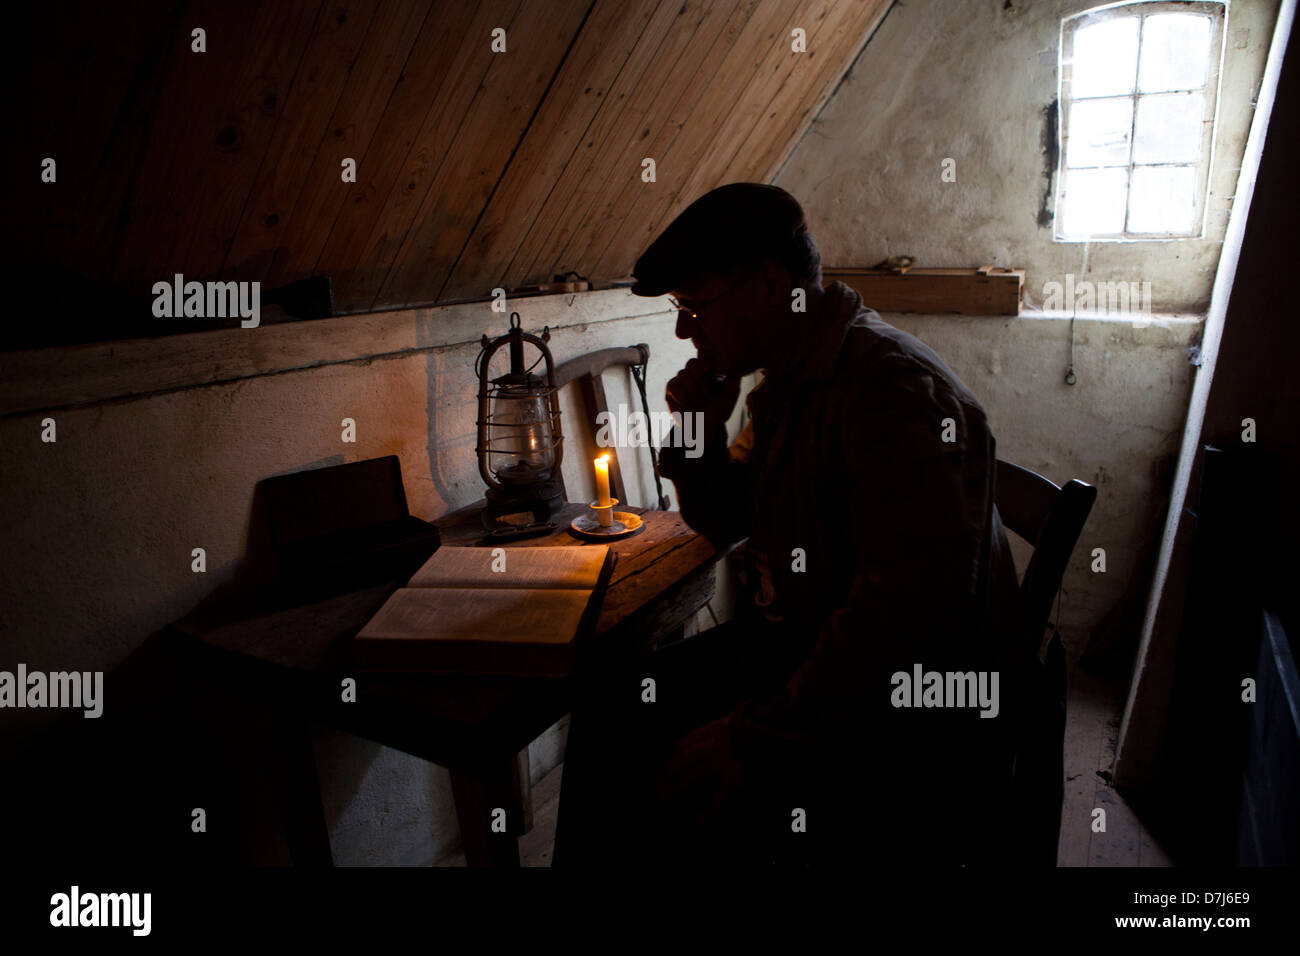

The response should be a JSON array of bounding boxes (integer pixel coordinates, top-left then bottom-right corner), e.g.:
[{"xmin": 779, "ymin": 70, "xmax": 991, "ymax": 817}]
[{"xmin": 631, "ymin": 182, "xmax": 807, "ymax": 296}]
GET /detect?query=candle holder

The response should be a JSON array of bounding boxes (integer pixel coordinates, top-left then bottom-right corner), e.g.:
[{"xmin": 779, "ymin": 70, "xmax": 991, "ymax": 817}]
[{"xmin": 569, "ymin": 498, "xmax": 645, "ymax": 541}]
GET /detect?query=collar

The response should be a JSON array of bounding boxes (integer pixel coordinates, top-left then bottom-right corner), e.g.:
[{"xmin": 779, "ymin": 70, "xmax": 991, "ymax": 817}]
[{"xmin": 761, "ymin": 281, "xmax": 867, "ymax": 387}]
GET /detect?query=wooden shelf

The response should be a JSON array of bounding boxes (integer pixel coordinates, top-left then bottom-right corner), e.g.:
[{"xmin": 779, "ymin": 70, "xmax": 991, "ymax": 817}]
[{"xmin": 826, "ymin": 267, "xmax": 1025, "ymax": 316}]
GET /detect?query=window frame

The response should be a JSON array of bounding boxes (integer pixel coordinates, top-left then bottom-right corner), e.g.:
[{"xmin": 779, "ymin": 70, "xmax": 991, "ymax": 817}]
[{"xmin": 1054, "ymin": 0, "xmax": 1229, "ymax": 242}]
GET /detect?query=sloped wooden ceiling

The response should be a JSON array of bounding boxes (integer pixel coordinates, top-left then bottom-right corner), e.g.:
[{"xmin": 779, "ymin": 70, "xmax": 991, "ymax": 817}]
[{"xmin": 16, "ymin": 0, "xmax": 887, "ymax": 321}]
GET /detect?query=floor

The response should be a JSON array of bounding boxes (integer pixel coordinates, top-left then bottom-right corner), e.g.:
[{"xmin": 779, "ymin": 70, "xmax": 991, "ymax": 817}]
[
  {"xmin": 433, "ymin": 661, "xmax": 1171, "ymax": 867},
  {"xmin": 1058, "ymin": 665, "xmax": 1173, "ymax": 866}
]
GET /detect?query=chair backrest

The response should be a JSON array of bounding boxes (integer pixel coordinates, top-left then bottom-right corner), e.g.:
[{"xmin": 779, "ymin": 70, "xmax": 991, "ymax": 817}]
[
  {"xmin": 261, "ymin": 455, "xmax": 409, "ymax": 552},
  {"xmin": 256, "ymin": 455, "xmax": 439, "ymax": 600},
  {"xmin": 995, "ymin": 459, "xmax": 1096, "ymax": 867},
  {"xmin": 555, "ymin": 344, "xmax": 664, "ymax": 508},
  {"xmin": 996, "ymin": 459, "xmax": 1097, "ymax": 656}
]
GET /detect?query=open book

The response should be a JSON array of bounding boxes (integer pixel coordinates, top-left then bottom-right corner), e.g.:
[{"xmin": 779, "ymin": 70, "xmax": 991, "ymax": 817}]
[{"xmin": 352, "ymin": 545, "xmax": 616, "ymax": 677}]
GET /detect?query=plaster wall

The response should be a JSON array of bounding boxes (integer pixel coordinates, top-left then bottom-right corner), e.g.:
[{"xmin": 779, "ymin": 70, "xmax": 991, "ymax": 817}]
[
  {"xmin": 0, "ymin": 291, "xmax": 693, "ymax": 865},
  {"xmin": 776, "ymin": 0, "xmax": 1280, "ymax": 651},
  {"xmin": 779, "ymin": 0, "xmax": 1280, "ymax": 313},
  {"xmin": 878, "ymin": 311, "xmax": 1202, "ymax": 649}
]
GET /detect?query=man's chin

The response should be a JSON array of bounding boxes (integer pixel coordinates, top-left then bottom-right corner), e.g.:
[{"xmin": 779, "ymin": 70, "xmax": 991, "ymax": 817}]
[
  {"xmin": 724, "ymin": 361, "xmax": 759, "ymax": 379},
  {"xmin": 697, "ymin": 349, "xmax": 754, "ymax": 379}
]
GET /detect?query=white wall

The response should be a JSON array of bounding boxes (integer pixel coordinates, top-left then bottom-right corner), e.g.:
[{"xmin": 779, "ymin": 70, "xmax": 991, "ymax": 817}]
[
  {"xmin": 776, "ymin": 0, "xmax": 1280, "ymax": 654},
  {"xmin": 0, "ymin": 290, "xmax": 697, "ymax": 865},
  {"xmin": 4, "ymin": 0, "xmax": 1281, "ymax": 864},
  {"xmin": 781, "ymin": 0, "xmax": 1280, "ymax": 313}
]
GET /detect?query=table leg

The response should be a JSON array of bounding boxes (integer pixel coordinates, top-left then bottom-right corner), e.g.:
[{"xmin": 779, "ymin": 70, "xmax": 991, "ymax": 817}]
[
  {"xmin": 270, "ymin": 713, "xmax": 333, "ymax": 867},
  {"xmin": 450, "ymin": 750, "xmax": 531, "ymax": 867}
]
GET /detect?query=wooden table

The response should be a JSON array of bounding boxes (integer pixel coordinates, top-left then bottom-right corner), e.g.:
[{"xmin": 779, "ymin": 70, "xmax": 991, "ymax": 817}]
[{"xmin": 168, "ymin": 501, "xmax": 721, "ymax": 867}]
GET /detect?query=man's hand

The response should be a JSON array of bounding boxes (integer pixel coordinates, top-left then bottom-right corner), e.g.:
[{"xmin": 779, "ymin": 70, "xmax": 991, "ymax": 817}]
[
  {"xmin": 651, "ymin": 715, "xmax": 746, "ymax": 830},
  {"xmin": 665, "ymin": 358, "xmax": 741, "ymax": 437}
]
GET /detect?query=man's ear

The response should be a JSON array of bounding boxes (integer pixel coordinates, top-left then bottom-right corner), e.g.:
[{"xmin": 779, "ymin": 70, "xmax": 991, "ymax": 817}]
[{"xmin": 758, "ymin": 257, "xmax": 791, "ymax": 303}]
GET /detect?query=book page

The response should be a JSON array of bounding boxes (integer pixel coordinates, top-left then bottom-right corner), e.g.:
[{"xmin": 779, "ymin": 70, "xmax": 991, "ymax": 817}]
[
  {"xmin": 407, "ymin": 545, "xmax": 608, "ymax": 590},
  {"xmin": 357, "ymin": 588, "xmax": 591, "ymax": 645}
]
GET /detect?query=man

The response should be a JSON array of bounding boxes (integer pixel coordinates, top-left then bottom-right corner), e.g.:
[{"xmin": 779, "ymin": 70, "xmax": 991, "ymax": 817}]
[{"xmin": 555, "ymin": 183, "xmax": 1023, "ymax": 868}]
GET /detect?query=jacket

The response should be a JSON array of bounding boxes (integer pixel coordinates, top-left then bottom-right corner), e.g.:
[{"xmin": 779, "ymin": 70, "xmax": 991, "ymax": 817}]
[{"xmin": 658, "ymin": 281, "xmax": 1022, "ymax": 852}]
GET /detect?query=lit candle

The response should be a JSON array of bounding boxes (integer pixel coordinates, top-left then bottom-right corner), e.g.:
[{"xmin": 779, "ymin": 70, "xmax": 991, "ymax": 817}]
[{"xmin": 594, "ymin": 454, "xmax": 611, "ymax": 507}]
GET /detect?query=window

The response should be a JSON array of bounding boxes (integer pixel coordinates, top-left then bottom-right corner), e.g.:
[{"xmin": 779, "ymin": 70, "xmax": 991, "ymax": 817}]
[{"xmin": 1055, "ymin": 1, "xmax": 1227, "ymax": 241}]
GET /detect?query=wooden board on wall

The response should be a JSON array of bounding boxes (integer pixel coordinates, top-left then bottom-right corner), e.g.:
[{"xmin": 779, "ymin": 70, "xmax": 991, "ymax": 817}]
[{"xmin": 827, "ymin": 268, "xmax": 1026, "ymax": 316}]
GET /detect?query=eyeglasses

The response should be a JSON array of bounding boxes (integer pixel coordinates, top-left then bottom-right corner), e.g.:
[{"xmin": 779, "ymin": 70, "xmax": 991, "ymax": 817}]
[{"xmin": 667, "ymin": 270, "xmax": 753, "ymax": 319}]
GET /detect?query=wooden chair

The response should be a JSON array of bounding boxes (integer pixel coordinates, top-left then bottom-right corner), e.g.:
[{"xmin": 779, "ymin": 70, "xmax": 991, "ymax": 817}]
[
  {"xmin": 258, "ymin": 455, "xmax": 441, "ymax": 603},
  {"xmin": 994, "ymin": 459, "xmax": 1097, "ymax": 866},
  {"xmin": 554, "ymin": 343, "xmax": 670, "ymax": 510}
]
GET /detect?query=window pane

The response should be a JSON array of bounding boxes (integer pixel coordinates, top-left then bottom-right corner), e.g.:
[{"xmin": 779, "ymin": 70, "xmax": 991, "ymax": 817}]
[
  {"xmin": 1071, "ymin": 17, "xmax": 1140, "ymax": 97},
  {"xmin": 1062, "ymin": 167, "xmax": 1128, "ymax": 237},
  {"xmin": 1139, "ymin": 13, "xmax": 1213, "ymax": 92},
  {"xmin": 1128, "ymin": 165, "xmax": 1197, "ymax": 233},
  {"xmin": 1066, "ymin": 97, "xmax": 1133, "ymax": 167},
  {"xmin": 1133, "ymin": 92, "xmax": 1204, "ymax": 163}
]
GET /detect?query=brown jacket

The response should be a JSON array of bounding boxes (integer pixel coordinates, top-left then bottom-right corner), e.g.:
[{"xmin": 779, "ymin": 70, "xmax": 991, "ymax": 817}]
[{"xmin": 659, "ymin": 281, "xmax": 1021, "ymax": 791}]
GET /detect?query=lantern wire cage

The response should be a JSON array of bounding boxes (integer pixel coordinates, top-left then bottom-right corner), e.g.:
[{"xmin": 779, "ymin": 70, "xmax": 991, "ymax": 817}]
[{"xmin": 474, "ymin": 312, "xmax": 565, "ymax": 531}]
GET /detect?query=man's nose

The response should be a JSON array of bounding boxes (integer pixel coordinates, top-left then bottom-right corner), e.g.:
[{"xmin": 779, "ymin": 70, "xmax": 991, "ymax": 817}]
[{"xmin": 675, "ymin": 309, "xmax": 699, "ymax": 340}]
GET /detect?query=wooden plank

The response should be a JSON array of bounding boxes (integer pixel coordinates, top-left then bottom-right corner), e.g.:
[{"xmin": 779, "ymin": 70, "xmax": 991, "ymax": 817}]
[
  {"xmin": 1088, "ymin": 679, "xmax": 1141, "ymax": 866},
  {"xmin": 626, "ymin": 0, "xmax": 847, "ymax": 242},
  {"xmin": 38, "ymin": 0, "xmax": 180, "ymax": 279},
  {"xmin": 581, "ymin": 0, "xmax": 803, "ymax": 281},
  {"xmin": 1057, "ymin": 668, "xmax": 1107, "ymax": 867},
  {"xmin": 508, "ymin": 0, "xmax": 745, "ymax": 288},
  {"xmin": 725, "ymin": 0, "xmax": 889, "ymax": 182},
  {"xmin": 372, "ymin": 0, "xmax": 593, "ymax": 311},
  {"xmin": 258, "ymin": 0, "xmax": 431, "ymax": 289},
  {"xmin": 0, "ymin": 288, "xmax": 663, "ymax": 417},
  {"xmin": 220, "ymin": 0, "xmax": 382, "ymax": 284},
  {"xmin": 316, "ymin": 0, "xmax": 521, "ymax": 311},
  {"xmin": 438, "ymin": 0, "xmax": 663, "ymax": 302},
  {"xmin": 166, "ymin": 0, "xmax": 329, "ymax": 281},
  {"xmin": 555, "ymin": 0, "xmax": 765, "ymax": 278},
  {"xmin": 11, "ymin": 0, "xmax": 117, "ymax": 252},
  {"xmin": 828, "ymin": 268, "xmax": 1025, "ymax": 315},
  {"xmin": 108, "ymin": 0, "xmax": 265, "ymax": 286},
  {"xmin": 69, "ymin": 11, "xmax": 183, "ymax": 285}
]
